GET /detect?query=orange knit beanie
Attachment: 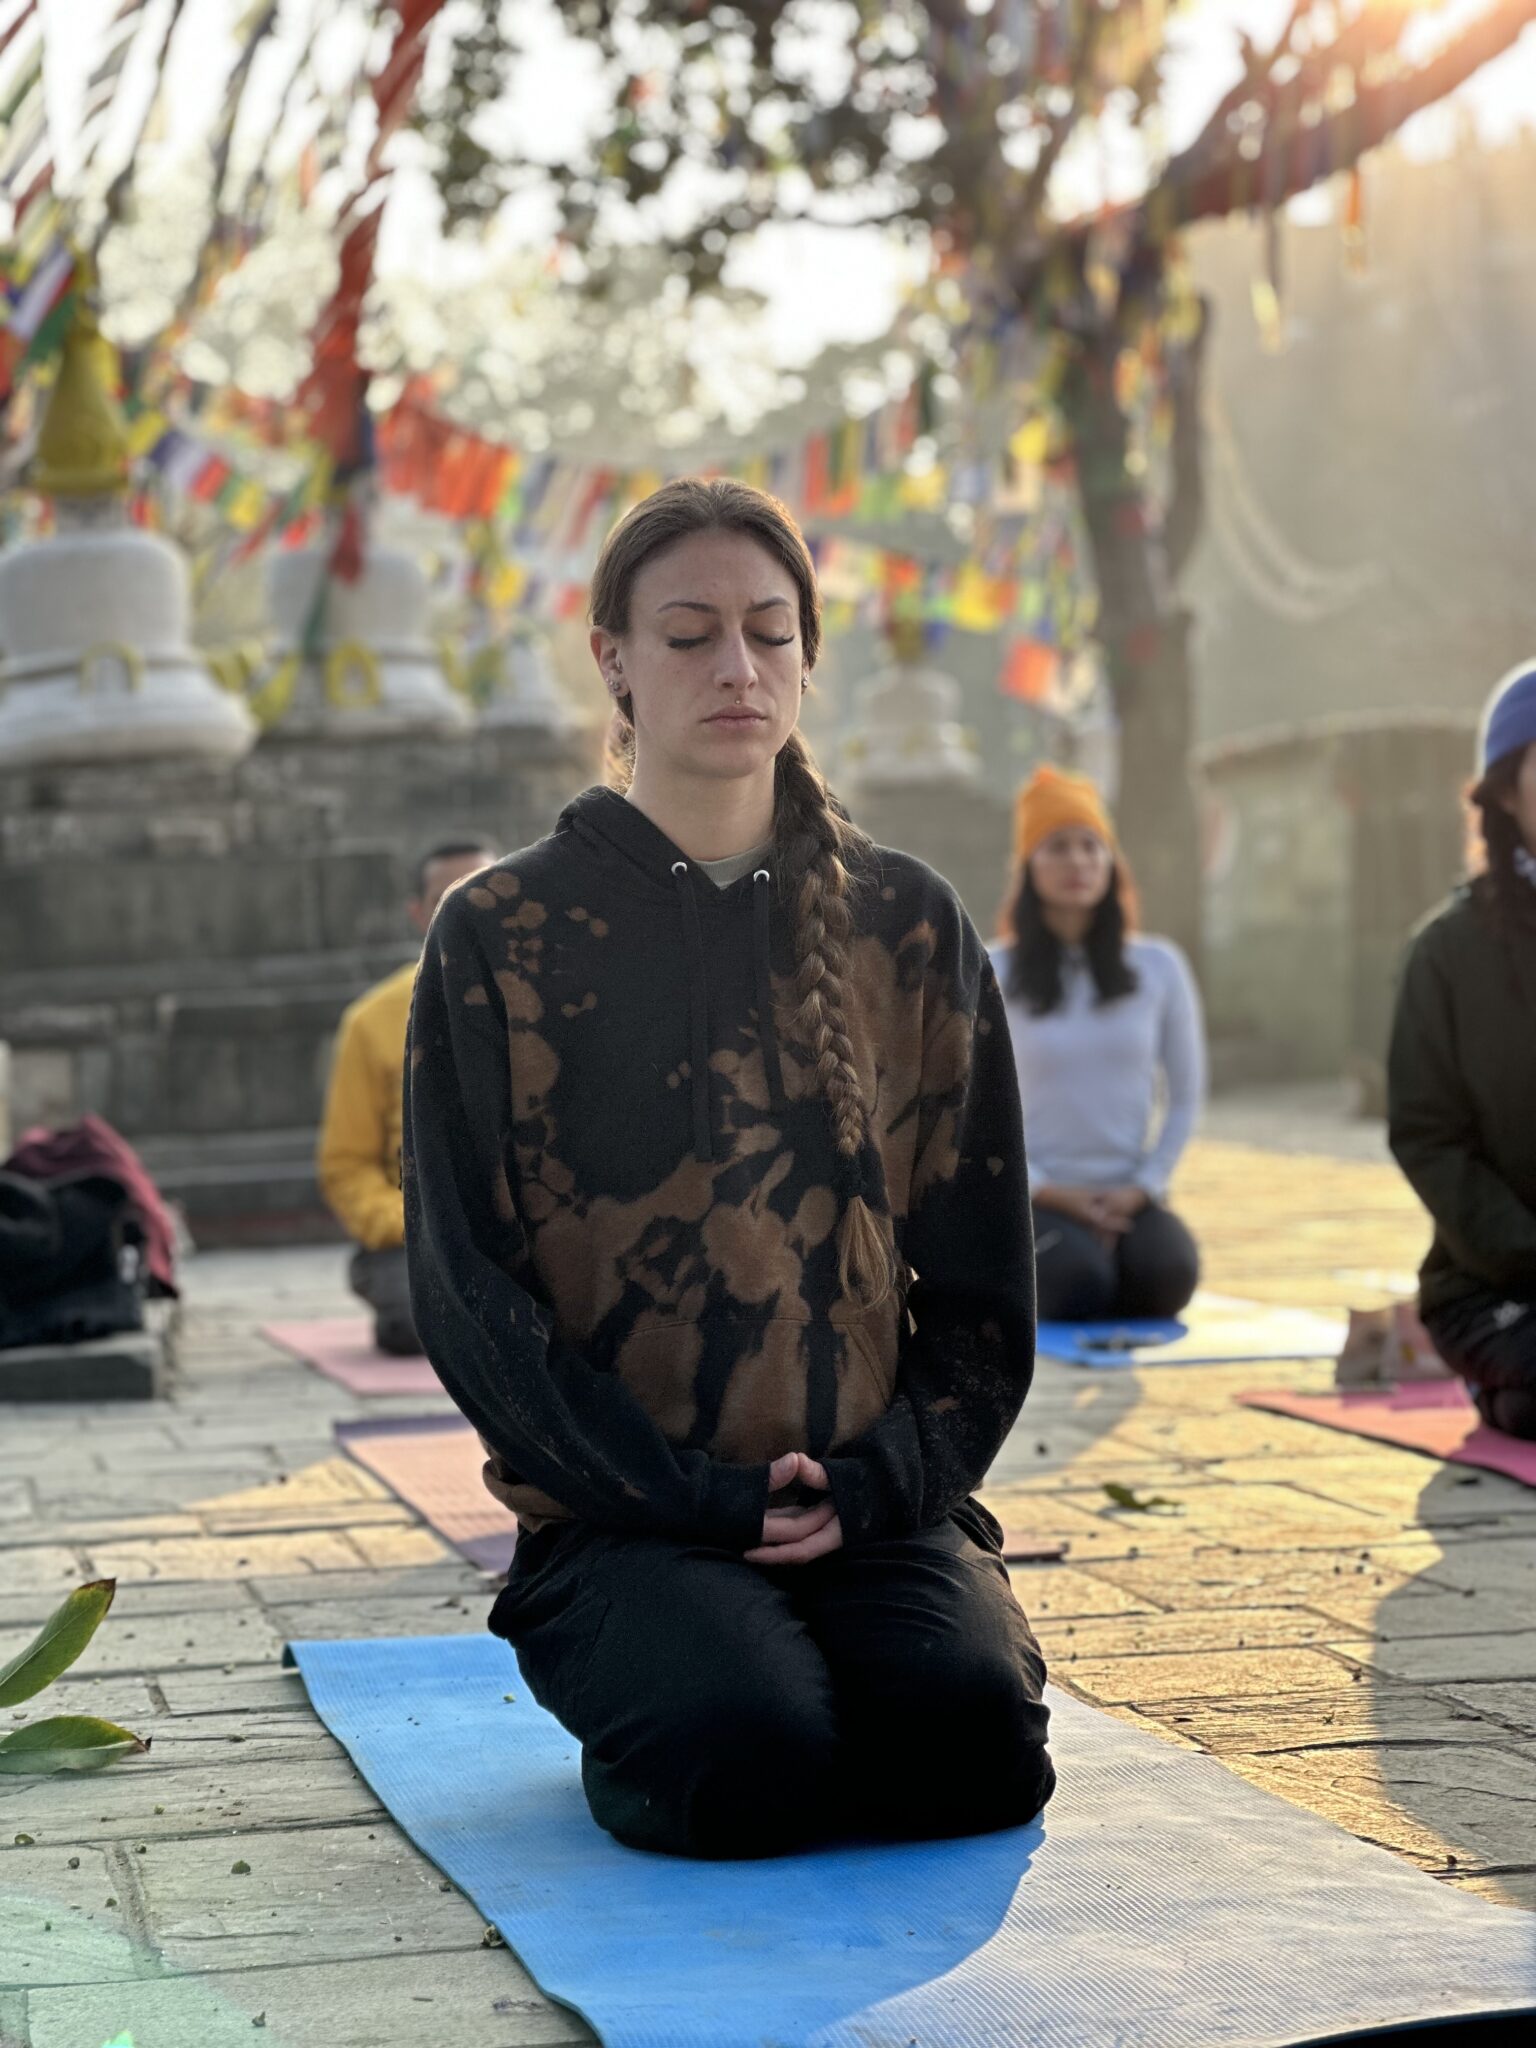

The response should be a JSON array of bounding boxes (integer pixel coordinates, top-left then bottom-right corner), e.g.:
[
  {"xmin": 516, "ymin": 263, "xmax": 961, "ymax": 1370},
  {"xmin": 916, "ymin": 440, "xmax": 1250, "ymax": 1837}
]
[{"xmin": 1012, "ymin": 764, "xmax": 1117, "ymax": 864}]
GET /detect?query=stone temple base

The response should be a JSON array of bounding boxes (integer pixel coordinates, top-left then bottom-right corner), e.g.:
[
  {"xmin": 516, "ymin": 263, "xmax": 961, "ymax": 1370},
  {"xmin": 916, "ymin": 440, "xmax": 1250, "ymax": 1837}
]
[
  {"xmin": 848, "ymin": 779, "xmax": 1014, "ymax": 933},
  {"xmin": 0, "ymin": 721, "xmax": 598, "ymax": 1242}
]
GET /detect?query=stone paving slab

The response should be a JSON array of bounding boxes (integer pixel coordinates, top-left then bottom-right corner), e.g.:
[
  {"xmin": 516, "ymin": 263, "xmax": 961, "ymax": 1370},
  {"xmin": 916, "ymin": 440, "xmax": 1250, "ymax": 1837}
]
[
  {"xmin": 3, "ymin": 1675, "xmax": 160, "ymax": 1728},
  {"xmin": 1329, "ymin": 1630, "xmax": 1536, "ymax": 1685},
  {"xmin": 1129, "ymin": 1682, "xmax": 1513, "ymax": 1754},
  {"xmin": 263, "ymin": 1592, "xmax": 491, "ymax": 1644},
  {"xmin": 0, "ymin": 1755, "xmax": 387, "ymax": 1848},
  {"xmin": 1, "ymin": 1987, "xmax": 26, "ymax": 2048},
  {"xmin": 141, "ymin": 1710, "xmax": 342, "ymax": 1756},
  {"xmin": 1312, "ymin": 1584, "xmax": 1518, "ymax": 1638},
  {"xmin": 24, "ymin": 1952, "xmax": 593, "ymax": 2048},
  {"xmin": 153, "ymin": 1669, "xmax": 321, "ymax": 1718},
  {"xmin": 1, "ymin": 1844, "xmax": 140, "ymax": 1989},
  {"xmin": 1221, "ymin": 1742, "xmax": 1536, "ymax": 1872},
  {"xmin": 245, "ymin": 1561, "xmax": 489, "ymax": 1608},
  {"xmin": 0, "ymin": 1605, "xmax": 283, "ymax": 1681},
  {"xmin": 82, "ymin": 1530, "xmax": 379, "ymax": 1581},
  {"xmin": 0, "ymin": 1580, "xmax": 265, "ymax": 1630},
  {"xmin": 1053, "ymin": 1642, "xmax": 1367, "ymax": 1706},
  {"xmin": 1437, "ymin": 1680, "xmax": 1536, "ymax": 1725},
  {"xmin": 1400, "ymin": 1536, "xmax": 1536, "ymax": 1595},
  {"xmin": 1036, "ymin": 1603, "xmax": 1346, "ymax": 1660},
  {"xmin": 1006, "ymin": 1563, "xmax": 1155, "ymax": 1619},
  {"xmin": 127, "ymin": 1818, "xmax": 491, "ymax": 1973},
  {"xmin": 0, "ymin": 1548, "xmax": 89, "ymax": 1598}
]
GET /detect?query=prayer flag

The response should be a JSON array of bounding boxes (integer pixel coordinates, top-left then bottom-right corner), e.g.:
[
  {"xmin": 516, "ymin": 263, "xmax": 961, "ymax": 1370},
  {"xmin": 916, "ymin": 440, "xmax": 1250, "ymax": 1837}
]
[{"xmin": 1000, "ymin": 637, "xmax": 1060, "ymax": 704}]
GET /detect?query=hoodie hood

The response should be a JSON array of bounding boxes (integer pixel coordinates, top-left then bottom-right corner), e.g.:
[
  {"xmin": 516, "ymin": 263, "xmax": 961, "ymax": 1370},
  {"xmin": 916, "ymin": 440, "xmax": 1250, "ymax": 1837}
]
[{"xmin": 555, "ymin": 786, "xmax": 788, "ymax": 1163}]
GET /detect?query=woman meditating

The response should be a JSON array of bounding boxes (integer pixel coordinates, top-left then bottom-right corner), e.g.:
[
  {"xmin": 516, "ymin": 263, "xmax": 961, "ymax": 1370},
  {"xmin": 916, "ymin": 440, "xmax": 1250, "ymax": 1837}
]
[
  {"xmin": 990, "ymin": 767, "xmax": 1206, "ymax": 1324},
  {"xmin": 1389, "ymin": 664, "xmax": 1536, "ymax": 1440},
  {"xmin": 403, "ymin": 478, "xmax": 1053, "ymax": 1859}
]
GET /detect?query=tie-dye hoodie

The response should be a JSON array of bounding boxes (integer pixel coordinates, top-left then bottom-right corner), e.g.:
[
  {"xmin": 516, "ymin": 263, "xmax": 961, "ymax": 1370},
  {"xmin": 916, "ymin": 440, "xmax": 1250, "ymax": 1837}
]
[{"xmin": 403, "ymin": 785, "xmax": 1035, "ymax": 1547}]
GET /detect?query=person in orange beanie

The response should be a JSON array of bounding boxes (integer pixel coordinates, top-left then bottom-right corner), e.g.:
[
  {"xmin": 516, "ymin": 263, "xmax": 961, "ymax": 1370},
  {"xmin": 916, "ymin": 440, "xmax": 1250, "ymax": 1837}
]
[{"xmin": 989, "ymin": 765, "xmax": 1206, "ymax": 1323}]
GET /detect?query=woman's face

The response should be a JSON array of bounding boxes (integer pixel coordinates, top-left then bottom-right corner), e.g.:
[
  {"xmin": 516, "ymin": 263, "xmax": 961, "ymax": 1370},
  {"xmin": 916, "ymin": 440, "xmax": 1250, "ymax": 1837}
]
[
  {"xmin": 1500, "ymin": 742, "xmax": 1536, "ymax": 856},
  {"xmin": 591, "ymin": 528, "xmax": 805, "ymax": 786},
  {"xmin": 1029, "ymin": 826, "xmax": 1115, "ymax": 913}
]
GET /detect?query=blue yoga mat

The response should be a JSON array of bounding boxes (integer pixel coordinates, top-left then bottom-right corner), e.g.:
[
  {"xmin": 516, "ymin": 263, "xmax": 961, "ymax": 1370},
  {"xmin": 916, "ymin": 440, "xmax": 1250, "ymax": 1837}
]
[
  {"xmin": 1038, "ymin": 1298, "xmax": 1344, "ymax": 1369},
  {"xmin": 289, "ymin": 1633, "xmax": 1536, "ymax": 2048}
]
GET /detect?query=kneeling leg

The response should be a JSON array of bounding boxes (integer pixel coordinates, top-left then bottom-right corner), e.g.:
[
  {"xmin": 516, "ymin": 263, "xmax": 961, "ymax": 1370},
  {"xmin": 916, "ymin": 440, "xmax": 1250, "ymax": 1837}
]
[
  {"xmin": 491, "ymin": 1526, "xmax": 841, "ymax": 1859},
  {"xmin": 800, "ymin": 1517, "xmax": 1055, "ymax": 1842}
]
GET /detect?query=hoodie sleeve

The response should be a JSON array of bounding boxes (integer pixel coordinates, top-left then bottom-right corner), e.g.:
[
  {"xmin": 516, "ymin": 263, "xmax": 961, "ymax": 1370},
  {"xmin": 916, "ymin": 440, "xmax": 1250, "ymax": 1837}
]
[
  {"xmin": 1388, "ymin": 920, "xmax": 1536, "ymax": 1292},
  {"xmin": 403, "ymin": 889, "xmax": 771, "ymax": 1547},
  {"xmin": 823, "ymin": 890, "xmax": 1035, "ymax": 1544}
]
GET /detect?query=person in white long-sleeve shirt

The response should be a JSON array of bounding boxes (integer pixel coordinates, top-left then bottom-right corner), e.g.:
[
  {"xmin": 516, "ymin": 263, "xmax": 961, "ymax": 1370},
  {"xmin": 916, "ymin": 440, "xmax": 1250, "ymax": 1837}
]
[{"xmin": 989, "ymin": 766, "xmax": 1207, "ymax": 1322}]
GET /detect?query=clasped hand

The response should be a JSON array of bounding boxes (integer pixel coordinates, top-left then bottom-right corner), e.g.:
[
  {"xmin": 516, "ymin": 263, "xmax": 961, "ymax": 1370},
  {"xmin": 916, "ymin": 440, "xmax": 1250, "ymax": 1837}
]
[
  {"xmin": 1038, "ymin": 1182, "xmax": 1149, "ymax": 1251},
  {"xmin": 743, "ymin": 1451, "xmax": 844, "ymax": 1567}
]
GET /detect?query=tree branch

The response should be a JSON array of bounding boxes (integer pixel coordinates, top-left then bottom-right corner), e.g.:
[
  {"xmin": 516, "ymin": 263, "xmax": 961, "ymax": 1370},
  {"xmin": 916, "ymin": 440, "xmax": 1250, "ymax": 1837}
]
[{"xmin": 1165, "ymin": 0, "xmax": 1536, "ymax": 234}]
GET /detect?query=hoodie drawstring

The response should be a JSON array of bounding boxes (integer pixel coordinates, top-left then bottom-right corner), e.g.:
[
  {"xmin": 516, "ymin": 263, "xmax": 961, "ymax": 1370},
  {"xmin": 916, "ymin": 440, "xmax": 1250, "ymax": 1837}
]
[
  {"xmin": 752, "ymin": 868, "xmax": 789, "ymax": 1115},
  {"xmin": 672, "ymin": 861, "xmax": 715, "ymax": 1163}
]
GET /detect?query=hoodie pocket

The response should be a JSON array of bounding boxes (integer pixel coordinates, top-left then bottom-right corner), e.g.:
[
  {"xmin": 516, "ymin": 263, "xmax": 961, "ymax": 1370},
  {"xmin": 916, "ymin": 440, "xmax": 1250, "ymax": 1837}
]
[
  {"xmin": 835, "ymin": 1315, "xmax": 899, "ymax": 1446},
  {"xmin": 612, "ymin": 1312, "xmax": 899, "ymax": 1465}
]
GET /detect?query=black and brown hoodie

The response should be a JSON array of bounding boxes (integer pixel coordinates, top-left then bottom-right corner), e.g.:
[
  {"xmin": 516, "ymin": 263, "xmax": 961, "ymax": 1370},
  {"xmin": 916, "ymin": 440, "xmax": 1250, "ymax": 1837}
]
[{"xmin": 403, "ymin": 785, "xmax": 1035, "ymax": 1549}]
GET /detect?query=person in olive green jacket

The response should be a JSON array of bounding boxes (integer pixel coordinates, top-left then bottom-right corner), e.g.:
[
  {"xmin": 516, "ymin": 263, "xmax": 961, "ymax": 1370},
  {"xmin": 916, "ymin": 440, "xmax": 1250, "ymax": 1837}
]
[
  {"xmin": 1388, "ymin": 664, "xmax": 1536, "ymax": 1438},
  {"xmin": 317, "ymin": 839, "xmax": 495, "ymax": 1353}
]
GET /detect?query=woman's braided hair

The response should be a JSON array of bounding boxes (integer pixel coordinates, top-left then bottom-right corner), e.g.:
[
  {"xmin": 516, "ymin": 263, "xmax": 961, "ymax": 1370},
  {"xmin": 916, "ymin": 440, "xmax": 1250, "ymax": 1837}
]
[{"xmin": 589, "ymin": 477, "xmax": 892, "ymax": 1306}]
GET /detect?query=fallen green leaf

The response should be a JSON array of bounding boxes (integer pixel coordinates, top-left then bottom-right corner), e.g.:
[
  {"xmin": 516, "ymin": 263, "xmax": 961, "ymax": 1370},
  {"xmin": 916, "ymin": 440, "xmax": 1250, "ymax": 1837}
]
[
  {"xmin": 0, "ymin": 1717, "xmax": 148, "ymax": 1775},
  {"xmin": 0, "ymin": 1583, "xmax": 116, "ymax": 1708},
  {"xmin": 1102, "ymin": 1482, "xmax": 1183, "ymax": 1515}
]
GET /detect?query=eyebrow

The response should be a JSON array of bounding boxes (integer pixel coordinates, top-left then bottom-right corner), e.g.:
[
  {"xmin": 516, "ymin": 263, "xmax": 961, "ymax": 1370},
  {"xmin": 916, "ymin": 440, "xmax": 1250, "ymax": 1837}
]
[{"xmin": 655, "ymin": 597, "xmax": 793, "ymax": 617}]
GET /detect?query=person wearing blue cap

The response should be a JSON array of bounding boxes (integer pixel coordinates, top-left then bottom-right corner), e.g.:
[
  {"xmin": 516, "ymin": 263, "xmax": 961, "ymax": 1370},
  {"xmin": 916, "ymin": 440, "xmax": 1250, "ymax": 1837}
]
[{"xmin": 1387, "ymin": 663, "xmax": 1536, "ymax": 1439}]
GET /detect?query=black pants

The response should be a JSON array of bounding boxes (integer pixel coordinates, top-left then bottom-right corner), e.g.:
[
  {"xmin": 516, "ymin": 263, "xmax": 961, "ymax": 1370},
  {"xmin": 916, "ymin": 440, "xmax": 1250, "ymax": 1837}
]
[
  {"xmin": 1422, "ymin": 1289, "xmax": 1536, "ymax": 1440},
  {"xmin": 1032, "ymin": 1200, "xmax": 1200, "ymax": 1322},
  {"xmin": 490, "ymin": 1504, "xmax": 1054, "ymax": 1860},
  {"xmin": 348, "ymin": 1245, "xmax": 422, "ymax": 1356}
]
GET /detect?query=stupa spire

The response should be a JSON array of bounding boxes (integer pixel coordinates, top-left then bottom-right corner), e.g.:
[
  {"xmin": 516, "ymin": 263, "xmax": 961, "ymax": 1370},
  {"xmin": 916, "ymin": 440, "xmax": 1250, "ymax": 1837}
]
[{"xmin": 31, "ymin": 290, "xmax": 131, "ymax": 502}]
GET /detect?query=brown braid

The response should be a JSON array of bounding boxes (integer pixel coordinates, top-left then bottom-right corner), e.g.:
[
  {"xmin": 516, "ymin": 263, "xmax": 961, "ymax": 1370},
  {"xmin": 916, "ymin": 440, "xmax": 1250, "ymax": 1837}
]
[
  {"xmin": 775, "ymin": 731, "xmax": 893, "ymax": 1308},
  {"xmin": 589, "ymin": 476, "xmax": 892, "ymax": 1308}
]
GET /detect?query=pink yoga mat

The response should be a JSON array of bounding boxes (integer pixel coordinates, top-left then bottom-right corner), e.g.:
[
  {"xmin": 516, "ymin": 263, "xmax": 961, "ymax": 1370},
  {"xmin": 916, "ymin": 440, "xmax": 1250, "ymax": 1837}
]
[
  {"xmin": 259, "ymin": 1317, "xmax": 443, "ymax": 1396},
  {"xmin": 335, "ymin": 1413, "xmax": 1071, "ymax": 1574},
  {"xmin": 1238, "ymin": 1379, "xmax": 1536, "ymax": 1487},
  {"xmin": 337, "ymin": 1415, "xmax": 520, "ymax": 1571}
]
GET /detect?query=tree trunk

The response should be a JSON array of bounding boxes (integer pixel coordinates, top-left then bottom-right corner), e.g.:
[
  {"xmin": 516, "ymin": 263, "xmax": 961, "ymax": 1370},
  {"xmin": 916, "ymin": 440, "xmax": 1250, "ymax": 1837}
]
[
  {"xmin": 1110, "ymin": 610, "xmax": 1201, "ymax": 964},
  {"xmin": 1062, "ymin": 319, "xmax": 1204, "ymax": 965}
]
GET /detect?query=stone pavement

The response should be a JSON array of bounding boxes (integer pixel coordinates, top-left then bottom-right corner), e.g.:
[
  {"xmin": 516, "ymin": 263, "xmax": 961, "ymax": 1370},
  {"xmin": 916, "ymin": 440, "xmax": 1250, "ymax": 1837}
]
[{"xmin": 3, "ymin": 1124, "xmax": 1534, "ymax": 2046}]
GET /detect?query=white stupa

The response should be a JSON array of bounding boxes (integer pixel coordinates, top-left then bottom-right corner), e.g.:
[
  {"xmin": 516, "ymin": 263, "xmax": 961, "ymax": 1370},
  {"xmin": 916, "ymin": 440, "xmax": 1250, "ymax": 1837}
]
[
  {"xmin": 261, "ymin": 538, "xmax": 471, "ymax": 738},
  {"xmin": 0, "ymin": 308, "xmax": 255, "ymax": 771},
  {"xmin": 478, "ymin": 632, "xmax": 580, "ymax": 733},
  {"xmin": 847, "ymin": 648, "xmax": 980, "ymax": 789}
]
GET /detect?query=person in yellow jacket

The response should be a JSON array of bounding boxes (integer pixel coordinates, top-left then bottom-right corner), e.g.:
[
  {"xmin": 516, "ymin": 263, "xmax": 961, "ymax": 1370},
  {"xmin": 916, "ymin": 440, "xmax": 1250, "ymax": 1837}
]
[{"xmin": 317, "ymin": 839, "xmax": 496, "ymax": 1353}]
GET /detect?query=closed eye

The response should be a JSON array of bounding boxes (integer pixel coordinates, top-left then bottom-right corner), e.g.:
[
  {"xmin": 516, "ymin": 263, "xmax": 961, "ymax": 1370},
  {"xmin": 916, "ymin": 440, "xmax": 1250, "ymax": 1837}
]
[{"xmin": 666, "ymin": 634, "xmax": 795, "ymax": 650}]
